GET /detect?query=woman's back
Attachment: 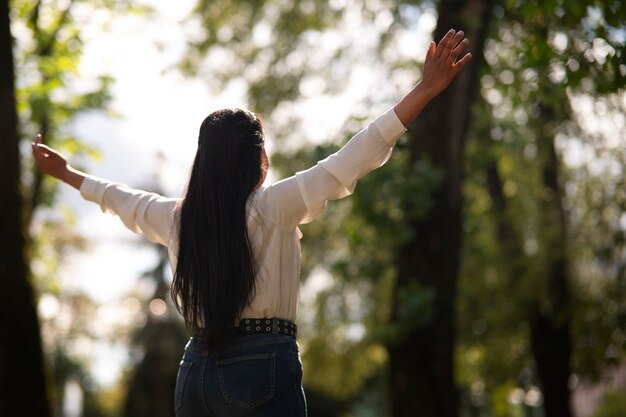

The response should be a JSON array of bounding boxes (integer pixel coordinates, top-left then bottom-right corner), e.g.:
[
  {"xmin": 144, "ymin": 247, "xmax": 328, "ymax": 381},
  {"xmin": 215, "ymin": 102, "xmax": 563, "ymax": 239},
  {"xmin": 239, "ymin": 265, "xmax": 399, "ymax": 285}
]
[{"xmin": 79, "ymin": 108, "xmax": 407, "ymax": 324}]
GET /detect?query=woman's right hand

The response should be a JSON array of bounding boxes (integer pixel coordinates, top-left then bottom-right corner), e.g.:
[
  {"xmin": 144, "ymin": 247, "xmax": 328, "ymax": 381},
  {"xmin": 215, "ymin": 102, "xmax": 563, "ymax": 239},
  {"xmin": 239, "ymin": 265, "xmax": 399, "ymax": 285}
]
[
  {"xmin": 419, "ymin": 29, "xmax": 471, "ymax": 100},
  {"xmin": 393, "ymin": 29, "xmax": 472, "ymax": 127}
]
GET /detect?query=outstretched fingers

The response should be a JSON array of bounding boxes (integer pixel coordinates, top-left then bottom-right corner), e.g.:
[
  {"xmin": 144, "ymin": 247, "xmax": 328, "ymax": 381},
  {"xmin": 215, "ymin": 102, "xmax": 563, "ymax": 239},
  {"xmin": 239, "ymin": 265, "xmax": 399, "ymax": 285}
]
[
  {"xmin": 437, "ymin": 30, "xmax": 464, "ymax": 59},
  {"xmin": 416, "ymin": 29, "xmax": 473, "ymax": 99},
  {"xmin": 453, "ymin": 52, "xmax": 472, "ymax": 74},
  {"xmin": 435, "ymin": 29, "xmax": 457, "ymax": 59},
  {"xmin": 447, "ymin": 37, "xmax": 470, "ymax": 67},
  {"xmin": 445, "ymin": 31, "xmax": 465, "ymax": 62}
]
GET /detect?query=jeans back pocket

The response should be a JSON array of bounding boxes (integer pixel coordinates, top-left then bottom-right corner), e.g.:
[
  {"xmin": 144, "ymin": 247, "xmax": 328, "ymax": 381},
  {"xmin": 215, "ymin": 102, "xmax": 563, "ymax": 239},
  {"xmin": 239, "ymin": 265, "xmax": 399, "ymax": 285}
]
[{"xmin": 217, "ymin": 353, "xmax": 276, "ymax": 409}]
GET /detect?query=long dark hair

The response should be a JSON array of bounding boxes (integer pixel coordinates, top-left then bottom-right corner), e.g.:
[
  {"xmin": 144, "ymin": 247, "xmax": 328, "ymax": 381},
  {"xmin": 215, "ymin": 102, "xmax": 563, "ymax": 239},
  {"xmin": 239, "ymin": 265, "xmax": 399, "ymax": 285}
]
[{"xmin": 171, "ymin": 108, "xmax": 264, "ymax": 350}]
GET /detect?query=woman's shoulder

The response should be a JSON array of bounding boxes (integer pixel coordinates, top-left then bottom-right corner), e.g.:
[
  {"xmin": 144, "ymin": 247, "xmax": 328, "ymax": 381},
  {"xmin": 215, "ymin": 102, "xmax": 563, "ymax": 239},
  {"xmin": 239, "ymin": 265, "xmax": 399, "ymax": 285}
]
[{"xmin": 248, "ymin": 182, "xmax": 307, "ymax": 231}]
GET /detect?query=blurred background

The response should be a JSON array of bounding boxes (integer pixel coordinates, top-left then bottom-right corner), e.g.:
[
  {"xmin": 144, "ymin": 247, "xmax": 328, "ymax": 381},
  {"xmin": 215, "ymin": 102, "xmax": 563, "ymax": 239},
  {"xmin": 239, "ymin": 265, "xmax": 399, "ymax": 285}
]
[{"xmin": 1, "ymin": 0, "xmax": 626, "ymax": 416}]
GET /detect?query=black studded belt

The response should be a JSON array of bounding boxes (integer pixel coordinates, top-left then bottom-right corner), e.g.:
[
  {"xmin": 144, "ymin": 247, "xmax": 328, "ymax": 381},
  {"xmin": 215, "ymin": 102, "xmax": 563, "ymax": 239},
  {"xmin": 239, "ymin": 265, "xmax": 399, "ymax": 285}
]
[{"xmin": 235, "ymin": 318, "xmax": 297, "ymax": 339}]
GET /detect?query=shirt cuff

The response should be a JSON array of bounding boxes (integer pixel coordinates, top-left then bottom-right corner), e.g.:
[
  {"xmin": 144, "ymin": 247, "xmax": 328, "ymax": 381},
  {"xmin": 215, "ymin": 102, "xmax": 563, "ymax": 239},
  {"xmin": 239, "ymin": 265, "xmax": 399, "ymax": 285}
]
[
  {"xmin": 79, "ymin": 175, "xmax": 99, "ymax": 200},
  {"xmin": 376, "ymin": 107, "xmax": 407, "ymax": 146},
  {"xmin": 79, "ymin": 175, "xmax": 113, "ymax": 213}
]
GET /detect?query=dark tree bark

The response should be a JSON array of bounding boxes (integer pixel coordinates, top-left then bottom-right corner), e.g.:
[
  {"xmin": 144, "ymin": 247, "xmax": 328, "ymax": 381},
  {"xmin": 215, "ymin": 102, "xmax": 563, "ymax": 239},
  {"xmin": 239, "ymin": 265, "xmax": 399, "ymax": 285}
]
[
  {"xmin": 0, "ymin": 1, "xmax": 51, "ymax": 416},
  {"xmin": 486, "ymin": 138, "xmax": 573, "ymax": 417},
  {"xmin": 529, "ymin": 102, "xmax": 573, "ymax": 417},
  {"xmin": 123, "ymin": 321, "xmax": 186, "ymax": 417},
  {"xmin": 483, "ymin": 76, "xmax": 574, "ymax": 417},
  {"xmin": 386, "ymin": 1, "xmax": 493, "ymax": 416}
]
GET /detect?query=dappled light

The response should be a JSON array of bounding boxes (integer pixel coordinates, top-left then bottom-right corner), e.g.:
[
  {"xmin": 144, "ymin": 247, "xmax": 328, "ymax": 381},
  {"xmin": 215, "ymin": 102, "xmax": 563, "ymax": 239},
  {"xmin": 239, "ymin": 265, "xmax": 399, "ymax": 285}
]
[{"xmin": 1, "ymin": 0, "xmax": 625, "ymax": 417}]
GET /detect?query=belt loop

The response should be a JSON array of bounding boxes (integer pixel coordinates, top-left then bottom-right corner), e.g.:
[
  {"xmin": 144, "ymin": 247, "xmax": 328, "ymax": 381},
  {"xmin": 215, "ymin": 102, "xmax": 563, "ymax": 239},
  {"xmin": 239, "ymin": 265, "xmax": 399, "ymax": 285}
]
[{"xmin": 271, "ymin": 318, "xmax": 280, "ymax": 335}]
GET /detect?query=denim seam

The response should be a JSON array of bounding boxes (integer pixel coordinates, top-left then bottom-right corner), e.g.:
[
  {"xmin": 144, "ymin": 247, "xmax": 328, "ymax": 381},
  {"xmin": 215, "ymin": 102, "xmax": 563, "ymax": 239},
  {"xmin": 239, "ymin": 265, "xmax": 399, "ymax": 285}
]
[
  {"xmin": 175, "ymin": 360, "xmax": 193, "ymax": 412},
  {"xmin": 296, "ymin": 384, "xmax": 307, "ymax": 417},
  {"xmin": 290, "ymin": 347, "xmax": 297, "ymax": 389},
  {"xmin": 200, "ymin": 354, "xmax": 213, "ymax": 415},
  {"xmin": 292, "ymin": 342, "xmax": 307, "ymax": 417}
]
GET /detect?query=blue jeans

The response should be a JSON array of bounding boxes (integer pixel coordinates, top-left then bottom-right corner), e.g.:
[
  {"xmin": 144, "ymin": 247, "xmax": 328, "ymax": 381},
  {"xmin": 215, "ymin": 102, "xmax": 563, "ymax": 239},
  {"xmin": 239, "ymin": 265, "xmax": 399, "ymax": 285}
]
[{"xmin": 175, "ymin": 334, "xmax": 307, "ymax": 417}]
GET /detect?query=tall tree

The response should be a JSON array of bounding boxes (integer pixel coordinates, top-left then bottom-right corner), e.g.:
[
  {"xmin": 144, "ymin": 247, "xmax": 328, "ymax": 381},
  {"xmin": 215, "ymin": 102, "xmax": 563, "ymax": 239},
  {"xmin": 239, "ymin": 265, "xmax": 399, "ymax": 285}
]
[
  {"xmin": 387, "ymin": 1, "xmax": 492, "ymax": 416},
  {"xmin": 3, "ymin": 1, "xmax": 148, "ymax": 415},
  {"xmin": 529, "ymin": 78, "xmax": 573, "ymax": 417},
  {"xmin": 0, "ymin": 0, "xmax": 52, "ymax": 415},
  {"xmin": 460, "ymin": 1, "xmax": 626, "ymax": 414}
]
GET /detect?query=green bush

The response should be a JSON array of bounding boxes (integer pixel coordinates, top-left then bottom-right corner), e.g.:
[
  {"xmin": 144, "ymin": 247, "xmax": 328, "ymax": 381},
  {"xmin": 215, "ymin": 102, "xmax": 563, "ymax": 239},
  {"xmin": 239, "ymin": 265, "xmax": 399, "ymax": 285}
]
[{"xmin": 592, "ymin": 390, "xmax": 626, "ymax": 417}]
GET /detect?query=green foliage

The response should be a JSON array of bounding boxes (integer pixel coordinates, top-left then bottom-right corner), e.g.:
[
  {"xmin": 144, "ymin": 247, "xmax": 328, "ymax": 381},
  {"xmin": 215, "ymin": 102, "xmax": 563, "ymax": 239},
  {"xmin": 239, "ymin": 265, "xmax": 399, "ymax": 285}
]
[
  {"xmin": 458, "ymin": 0, "xmax": 626, "ymax": 413},
  {"xmin": 182, "ymin": 0, "xmax": 344, "ymax": 114},
  {"xmin": 591, "ymin": 390, "xmax": 626, "ymax": 417},
  {"xmin": 11, "ymin": 1, "xmax": 150, "ymax": 416},
  {"xmin": 186, "ymin": 0, "xmax": 626, "ymax": 414},
  {"xmin": 13, "ymin": 0, "xmax": 111, "ymax": 213},
  {"xmin": 375, "ymin": 280, "xmax": 435, "ymax": 345}
]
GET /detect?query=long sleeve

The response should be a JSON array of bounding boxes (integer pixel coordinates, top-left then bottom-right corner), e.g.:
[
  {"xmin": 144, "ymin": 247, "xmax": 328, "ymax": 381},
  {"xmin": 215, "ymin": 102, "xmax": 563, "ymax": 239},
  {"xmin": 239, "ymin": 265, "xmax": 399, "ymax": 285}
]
[
  {"xmin": 257, "ymin": 107, "xmax": 407, "ymax": 229},
  {"xmin": 80, "ymin": 176, "xmax": 179, "ymax": 247}
]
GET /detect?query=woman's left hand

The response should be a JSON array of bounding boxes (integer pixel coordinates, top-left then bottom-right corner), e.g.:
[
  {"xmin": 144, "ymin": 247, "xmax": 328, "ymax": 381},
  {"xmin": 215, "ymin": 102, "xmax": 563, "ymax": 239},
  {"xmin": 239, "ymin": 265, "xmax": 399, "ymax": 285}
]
[
  {"xmin": 32, "ymin": 135, "xmax": 87, "ymax": 190},
  {"xmin": 31, "ymin": 134, "xmax": 71, "ymax": 180}
]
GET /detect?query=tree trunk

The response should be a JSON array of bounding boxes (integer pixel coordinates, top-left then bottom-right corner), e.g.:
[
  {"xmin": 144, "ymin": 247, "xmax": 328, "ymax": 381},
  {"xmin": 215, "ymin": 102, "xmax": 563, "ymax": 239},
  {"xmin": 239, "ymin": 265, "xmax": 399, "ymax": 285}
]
[
  {"xmin": 485, "ymin": 138, "xmax": 573, "ymax": 417},
  {"xmin": 483, "ymin": 97, "xmax": 574, "ymax": 417},
  {"xmin": 529, "ymin": 102, "xmax": 573, "ymax": 417},
  {"xmin": 386, "ymin": 1, "xmax": 493, "ymax": 416},
  {"xmin": 0, "ymin": 1, "xmax": 51, "ymax": 415},
  {"xmin": 123, "ymin": 244, "xmax": 188, "ymax": 417}
]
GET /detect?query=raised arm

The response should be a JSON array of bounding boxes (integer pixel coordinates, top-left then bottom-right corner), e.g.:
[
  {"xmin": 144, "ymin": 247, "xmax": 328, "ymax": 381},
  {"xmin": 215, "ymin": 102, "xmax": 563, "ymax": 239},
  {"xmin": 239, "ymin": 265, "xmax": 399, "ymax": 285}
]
[
  {"xmin": 31, "ymin": 135, "xmax": 178, "ymax": 246},
  {"xmin": 394, "ymin": 29, "xmax": 471, "ymax": 126},
  {"xmin": 259, "ymin": 29, "xmax": 472, "ymax": 229}
]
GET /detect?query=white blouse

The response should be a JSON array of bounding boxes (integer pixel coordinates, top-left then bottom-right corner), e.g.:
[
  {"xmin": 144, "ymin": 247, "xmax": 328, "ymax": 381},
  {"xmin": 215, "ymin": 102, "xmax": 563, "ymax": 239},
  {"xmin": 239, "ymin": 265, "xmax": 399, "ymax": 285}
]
[{"xmin": 80, "ymin": 108, "xmax": 407, "ymax": 322}]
